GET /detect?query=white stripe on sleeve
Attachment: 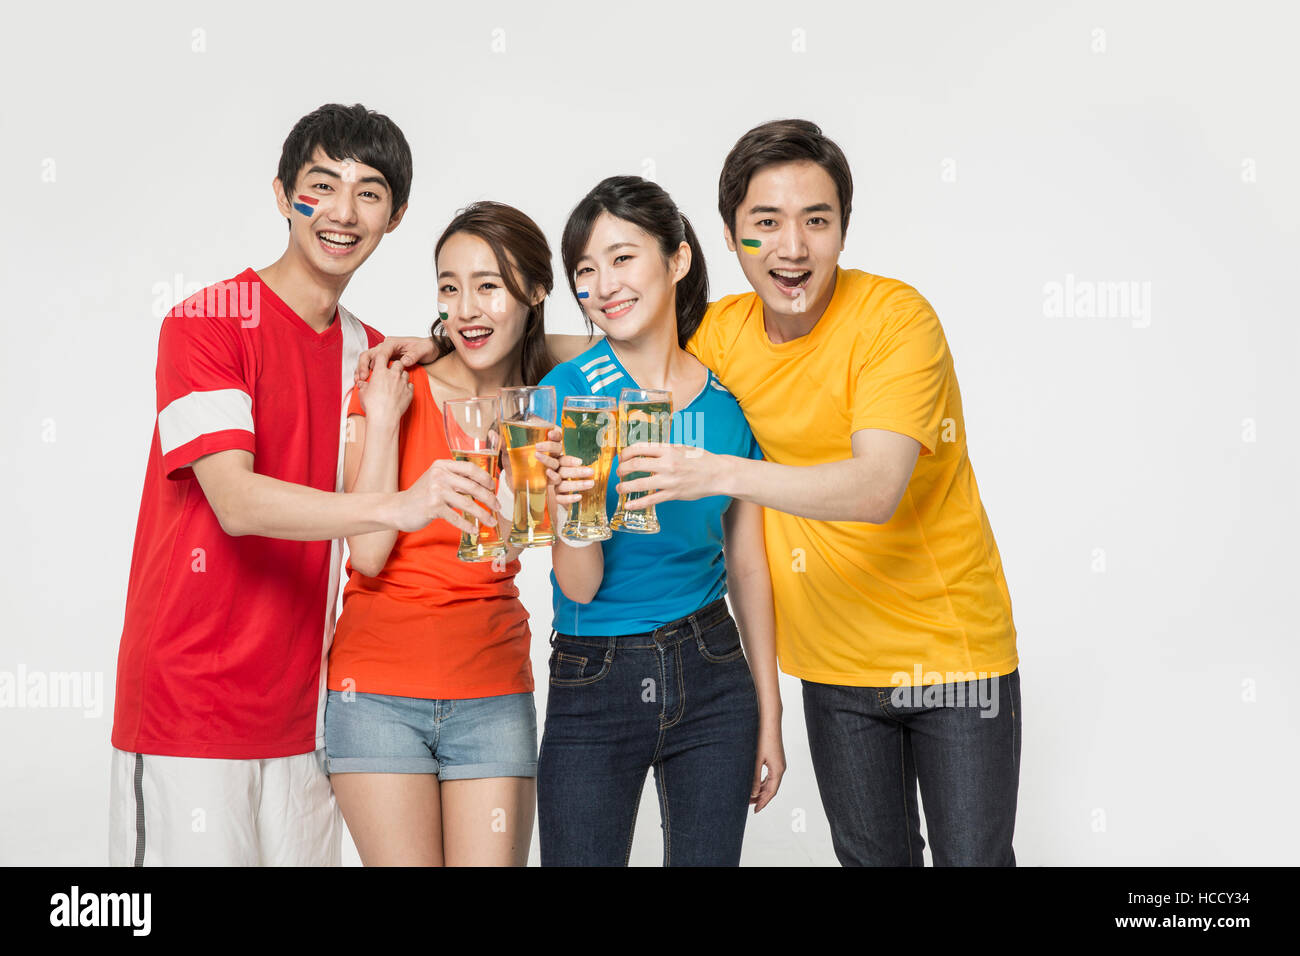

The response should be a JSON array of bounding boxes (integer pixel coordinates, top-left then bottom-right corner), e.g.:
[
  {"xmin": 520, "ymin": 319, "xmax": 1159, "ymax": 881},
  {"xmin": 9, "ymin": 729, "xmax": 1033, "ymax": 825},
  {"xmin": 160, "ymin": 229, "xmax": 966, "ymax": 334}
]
[
  {"xmin": 590, "ymin": 371, "xmax": 625, "ymax": 393},
  {"xmin": 157, "ymin": 389, "xmax": 254, "ymax": 455},
  {"xmin": 584, "ymin": 363, "xmax": 618, "ymax": 381}
]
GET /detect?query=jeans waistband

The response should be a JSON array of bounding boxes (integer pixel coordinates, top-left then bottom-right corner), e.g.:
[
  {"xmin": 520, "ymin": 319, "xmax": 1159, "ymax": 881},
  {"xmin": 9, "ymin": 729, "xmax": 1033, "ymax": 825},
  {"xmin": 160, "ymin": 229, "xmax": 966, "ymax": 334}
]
[{"xmin": 552, "ymin": 597, "xmax": 731, "ymax": 649}]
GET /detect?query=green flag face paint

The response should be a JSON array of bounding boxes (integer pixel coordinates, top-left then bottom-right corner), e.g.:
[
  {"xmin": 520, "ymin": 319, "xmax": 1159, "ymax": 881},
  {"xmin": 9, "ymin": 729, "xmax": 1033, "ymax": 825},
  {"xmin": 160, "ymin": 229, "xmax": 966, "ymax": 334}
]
[{"xmin": 740, "ymin": 238, "xmax": 761, "ymax": 255}]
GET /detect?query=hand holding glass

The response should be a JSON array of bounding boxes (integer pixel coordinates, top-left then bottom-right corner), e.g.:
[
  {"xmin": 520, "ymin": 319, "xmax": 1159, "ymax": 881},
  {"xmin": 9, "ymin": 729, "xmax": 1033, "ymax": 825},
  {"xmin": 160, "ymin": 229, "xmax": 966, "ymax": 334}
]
[
  {"xmin": 443, "ymin": 397, "xmax": 505, "ymax": 563},
  {"xmin": 499, "ymin": 385, "xmax": 557, "ymax": 548},
  {"xmin": 610, "ymin": 387, "xmax": 672, "ymax": 534}
]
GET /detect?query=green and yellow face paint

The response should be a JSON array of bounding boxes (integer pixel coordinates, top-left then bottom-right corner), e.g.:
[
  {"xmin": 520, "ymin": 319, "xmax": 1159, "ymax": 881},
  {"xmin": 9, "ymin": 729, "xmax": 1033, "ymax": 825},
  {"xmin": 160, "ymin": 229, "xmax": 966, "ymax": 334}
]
[{"xmin": 740, "ymin": 238, "xmax": 761, "ymax": 256}]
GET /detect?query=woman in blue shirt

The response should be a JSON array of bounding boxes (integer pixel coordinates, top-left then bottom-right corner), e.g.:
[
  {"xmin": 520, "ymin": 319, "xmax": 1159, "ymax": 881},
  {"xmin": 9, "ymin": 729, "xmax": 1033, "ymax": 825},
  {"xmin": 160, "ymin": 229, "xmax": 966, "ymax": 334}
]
[{"xmin": 534, "ymin": 176, "xmax": 784, "ymax": 866}]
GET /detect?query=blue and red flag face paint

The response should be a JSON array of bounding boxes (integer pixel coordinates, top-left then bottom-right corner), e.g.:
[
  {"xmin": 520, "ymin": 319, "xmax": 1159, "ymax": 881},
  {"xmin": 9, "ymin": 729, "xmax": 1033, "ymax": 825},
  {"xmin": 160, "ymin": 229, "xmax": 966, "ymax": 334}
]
[{"xmin": 292, "ymin": 194, "xmax": 319, "ymax": 217}]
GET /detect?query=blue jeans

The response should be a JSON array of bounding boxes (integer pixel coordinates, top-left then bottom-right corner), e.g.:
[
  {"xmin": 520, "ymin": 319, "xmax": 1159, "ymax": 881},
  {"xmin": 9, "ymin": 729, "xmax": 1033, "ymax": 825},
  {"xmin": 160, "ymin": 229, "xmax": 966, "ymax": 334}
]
[
  {"xmin": 801, "ymin": 668, "xmax": 1021, "ymax": 866},
  {"xmin": 537, "ymin": 597, "xmax": 759, "ymax": 866}
]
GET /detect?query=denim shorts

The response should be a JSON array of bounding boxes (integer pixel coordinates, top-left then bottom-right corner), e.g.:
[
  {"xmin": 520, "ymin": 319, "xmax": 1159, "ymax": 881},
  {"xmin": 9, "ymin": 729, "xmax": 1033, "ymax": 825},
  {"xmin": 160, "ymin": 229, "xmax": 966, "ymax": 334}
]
[{"xmin": 324, "ymin": 689, "xmax": 538, "ymax": 780}]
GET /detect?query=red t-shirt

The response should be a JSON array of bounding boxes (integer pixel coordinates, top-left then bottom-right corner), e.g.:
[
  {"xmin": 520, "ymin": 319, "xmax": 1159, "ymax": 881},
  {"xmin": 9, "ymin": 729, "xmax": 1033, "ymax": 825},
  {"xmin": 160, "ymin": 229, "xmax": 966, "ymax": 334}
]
[
  {"xmin": 327, "ymin": 370, "xmax": 533, "ymax": 699},
  {"xmin": 111, "ymin": 268, "xmax": 383, "ymax": 759}
]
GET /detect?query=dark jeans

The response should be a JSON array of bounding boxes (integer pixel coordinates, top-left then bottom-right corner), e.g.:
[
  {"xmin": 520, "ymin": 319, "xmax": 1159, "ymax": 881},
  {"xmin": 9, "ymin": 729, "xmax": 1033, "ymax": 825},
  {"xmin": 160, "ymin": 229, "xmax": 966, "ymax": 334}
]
[
  {"xmin": 802, "ymin": 668, "xmax": 1021, "ymax": 866},
  {"xmin": 537, "ymin": 598, "xmax": 759, "ymax": 866}
]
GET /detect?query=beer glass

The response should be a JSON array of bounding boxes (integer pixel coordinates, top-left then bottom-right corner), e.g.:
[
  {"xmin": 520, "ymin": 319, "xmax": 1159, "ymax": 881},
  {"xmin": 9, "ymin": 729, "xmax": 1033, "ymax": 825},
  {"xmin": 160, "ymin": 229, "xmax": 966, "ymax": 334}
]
[
  {"xmin": 498, "ymin": 385, "xmax": 557, "ymax": 548},
  {"xmin": 610, "ymin": 387, "xmax": 672, "ymax": 534},
  {"xmin": 443, "ymin": 397, "xmax": 505, "ymax": 563},
  {"xmin": 560, "ymin": 395, "xmax": 617, "ymax": 541}
]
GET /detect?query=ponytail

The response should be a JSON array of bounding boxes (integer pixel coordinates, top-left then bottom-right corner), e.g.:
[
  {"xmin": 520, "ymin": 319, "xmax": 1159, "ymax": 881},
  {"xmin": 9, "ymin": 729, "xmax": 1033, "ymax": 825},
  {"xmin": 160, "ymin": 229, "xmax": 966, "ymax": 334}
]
[{"xmin": 673, "ymin": 211, "xmax": 709, "ymax": 349}]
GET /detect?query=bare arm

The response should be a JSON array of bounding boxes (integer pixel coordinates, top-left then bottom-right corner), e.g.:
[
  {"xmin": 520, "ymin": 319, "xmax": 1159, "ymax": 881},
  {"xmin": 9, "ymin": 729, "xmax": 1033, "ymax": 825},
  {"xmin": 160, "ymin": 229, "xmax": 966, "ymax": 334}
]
[
  {"xmin": 342, "ymin": 413, "xmax": 401, "ymax": 576},
  {"xmin": 723, "ymin": 499, "xmax": 780, "ymax": 721},
  {"xmin": 536, "ymin": 427, "xmax": 605, "ymax": 604},
  {"xmin": 193, "ymin": 449, "xmax": 407, "ymax": 540},
  {"xmin": 546, "ymin": 332, "xmax": 600, "ymax": 364},
  {"xmin": 355, "ymin": 332, "xmax": 601, "ymax": 385},
  {"xmin": 722, "ymin": 497, "xmax": 785, "ymax": 811},
  {"xmin": 192, "ymin": 444, "xmax": 502, "ymax": 542},
  {"xmin": 551, "ymin": 517, "xmax": 606, "ymax": 604},
  {"xmin": 618, "ymin": 428, "xmax": 921, "ymax": 524},
  {"xmin": 343, "ymin": 361, "xmax": 415, "ymax": 575}
]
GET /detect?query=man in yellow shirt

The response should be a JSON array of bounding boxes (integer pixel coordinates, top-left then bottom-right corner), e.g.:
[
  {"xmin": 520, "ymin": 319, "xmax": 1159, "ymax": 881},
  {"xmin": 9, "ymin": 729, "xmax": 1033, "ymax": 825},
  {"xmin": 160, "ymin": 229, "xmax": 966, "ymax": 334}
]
[
  {"xmin": 614, "ymin": 120, "xmax": 1021, "ymax": 867},
  {"xmin": 356, "ymin": 120, "xmax": 1020, "ymax": 866}
]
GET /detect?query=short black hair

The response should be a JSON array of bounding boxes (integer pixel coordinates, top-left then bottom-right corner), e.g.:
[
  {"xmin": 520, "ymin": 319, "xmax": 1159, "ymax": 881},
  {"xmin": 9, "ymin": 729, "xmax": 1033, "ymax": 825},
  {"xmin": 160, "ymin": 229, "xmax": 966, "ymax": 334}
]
[
  {"xmin": 718, "ymin": 119, "xmax": 852, "ymax": 239},
  {"xmin": 277, "ymin": 103, "xmax": 412, "ymax": 218}
]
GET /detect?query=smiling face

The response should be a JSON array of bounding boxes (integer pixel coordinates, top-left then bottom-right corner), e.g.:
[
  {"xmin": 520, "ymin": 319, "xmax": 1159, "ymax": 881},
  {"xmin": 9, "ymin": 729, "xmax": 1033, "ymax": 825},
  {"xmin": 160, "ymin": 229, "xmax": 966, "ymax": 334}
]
[
  {"xmin": 573, "ymin": 212, "xmax": 688, "ymax": 344},
  {"xmin": 276, "ymin": 145, "xmax": 405, "ymax": 279},
  {"xmin": 436, "ymin": 231, "xmax": 535, "ymax": 372},
  {"xmin": 725, "ymin": 160, "xmax": 845, "ymax": 322}
]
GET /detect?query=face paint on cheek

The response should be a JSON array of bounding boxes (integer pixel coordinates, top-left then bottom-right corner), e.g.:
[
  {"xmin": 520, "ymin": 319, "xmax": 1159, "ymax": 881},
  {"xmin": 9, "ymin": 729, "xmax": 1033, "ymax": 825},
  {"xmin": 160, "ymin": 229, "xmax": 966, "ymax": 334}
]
[
  {"xmin": 576, "ymin": 286, "xmax": 590, "ymax": 299},
  {"xmin": 740, "ymin": 239, "xmax": 761, "ymax": 256},
  {"xmin": 293, "ymin": 194, "xmax": 319, "ymax": 217}
]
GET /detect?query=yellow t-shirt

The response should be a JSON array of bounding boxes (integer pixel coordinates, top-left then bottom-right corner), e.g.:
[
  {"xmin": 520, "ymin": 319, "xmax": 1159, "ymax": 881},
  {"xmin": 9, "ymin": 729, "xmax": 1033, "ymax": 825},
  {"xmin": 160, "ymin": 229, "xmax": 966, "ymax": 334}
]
[{"xmin": 688, "ymin": 268, "xmax": 1017, "ymax": 687}]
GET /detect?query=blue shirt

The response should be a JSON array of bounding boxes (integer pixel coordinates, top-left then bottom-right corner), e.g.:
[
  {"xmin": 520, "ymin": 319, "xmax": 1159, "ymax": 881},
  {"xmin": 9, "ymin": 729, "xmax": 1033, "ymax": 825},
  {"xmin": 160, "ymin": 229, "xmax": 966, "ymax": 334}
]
[{"xmin": 539, "ymin": 338, "xmax": 764, "ymax": 636}]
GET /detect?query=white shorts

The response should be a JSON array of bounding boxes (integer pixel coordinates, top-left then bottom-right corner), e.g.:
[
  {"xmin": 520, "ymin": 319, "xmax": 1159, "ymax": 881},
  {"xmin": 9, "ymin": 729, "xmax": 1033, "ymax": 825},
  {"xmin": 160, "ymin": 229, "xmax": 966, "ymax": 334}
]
[{"xmin": 108, "ymin": 747, "xmax": 342, "ymax": 866}]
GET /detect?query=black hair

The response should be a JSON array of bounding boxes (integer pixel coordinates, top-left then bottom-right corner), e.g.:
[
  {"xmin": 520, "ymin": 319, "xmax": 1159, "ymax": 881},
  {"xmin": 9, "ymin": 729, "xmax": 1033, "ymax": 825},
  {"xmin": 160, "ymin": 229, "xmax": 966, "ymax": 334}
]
[
  {"xmin": 277, "ymin": 103, "xmax": 413, "ymax": 221},
  {"xmin": 560, "ymin": 176, "xmax": 708, "ymax": 349},
  {"xmin": 718, "ymin": 118, "xmax": 853, "ymax": 238}
]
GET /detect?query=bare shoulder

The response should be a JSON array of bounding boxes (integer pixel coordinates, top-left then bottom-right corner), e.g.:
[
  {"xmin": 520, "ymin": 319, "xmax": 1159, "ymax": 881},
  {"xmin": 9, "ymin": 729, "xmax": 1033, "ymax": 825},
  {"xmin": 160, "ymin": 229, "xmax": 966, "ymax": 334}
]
[
  {"xmin": 424, "ymin": 354, "xmax": 483, "ymax": 411},
  {"xmin": 422, "ymin": 356, "xmax": 457, "ymax": 409}
]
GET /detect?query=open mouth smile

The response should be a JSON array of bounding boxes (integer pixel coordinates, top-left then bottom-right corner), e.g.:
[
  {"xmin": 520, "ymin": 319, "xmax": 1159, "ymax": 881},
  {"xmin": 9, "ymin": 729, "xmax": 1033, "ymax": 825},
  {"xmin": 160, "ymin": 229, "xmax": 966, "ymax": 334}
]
[
  {"xmin": 458, "ymin": 326, "xmax": 494, "ymax": 349},
  {"xmin": 317, "ymin": 231, "xmax": 360, "ymax": 255},
  {"xmin": 770, "ymin": 268, "xmax": 811, "ymax": 294}
]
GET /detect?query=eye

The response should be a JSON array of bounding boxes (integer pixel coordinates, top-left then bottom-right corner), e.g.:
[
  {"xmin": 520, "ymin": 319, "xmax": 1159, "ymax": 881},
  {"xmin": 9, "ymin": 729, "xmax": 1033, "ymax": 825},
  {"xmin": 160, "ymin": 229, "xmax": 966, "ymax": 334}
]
[
  {"xmin": 614, "ymin": 254, "xmax": 632, "ymax": 264},
  {"xmin": 807, "ymin": 217, "xmax": 827, "ymax": 226},
  {"xmin": 313, "ymin": 183, "xmax": 333, "ymax": 192},
  {"xmin": 479, "ymin": 282, "xmax": 499, "ymax": 292},
  {"xmin": 439, "ymin": 284, "xmax": 458, "ymax": 295},
  {"xmin": 757, "ymin": 218, "xmax": 776, "ymax": 228},
  {"xmin": 360, "ymin": 190, "xmax": 381, "ymax": 200},
  {"xmin": 575, "ymin": 266, "xmax": 592, "ymax": 276}
]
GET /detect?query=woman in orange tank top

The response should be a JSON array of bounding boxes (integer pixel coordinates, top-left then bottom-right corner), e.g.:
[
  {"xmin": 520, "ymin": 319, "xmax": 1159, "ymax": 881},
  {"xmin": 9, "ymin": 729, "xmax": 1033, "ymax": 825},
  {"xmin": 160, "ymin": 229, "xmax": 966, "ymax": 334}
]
[{"xmin": 324, "ymin": 202, "xmax": 593, "ymax": 866}]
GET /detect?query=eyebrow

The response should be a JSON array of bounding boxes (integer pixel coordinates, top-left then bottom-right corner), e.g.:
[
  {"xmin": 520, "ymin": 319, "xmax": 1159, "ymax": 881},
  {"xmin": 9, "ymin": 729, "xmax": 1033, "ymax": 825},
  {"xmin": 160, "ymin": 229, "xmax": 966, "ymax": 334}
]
[
  {"xmin": 747, "ymin": 202, "xmax": 834, "ymax": 216},
  {"xmin": 576, "ymin": 241, "xmax": 640, "ymax": 263},
  {"xmin": 304, "ymin": 165, "xmax": 390, "ymax": 189},
  {"xmin": 437, "ymin": 270, "xmax": 504, "ymax": 279}
]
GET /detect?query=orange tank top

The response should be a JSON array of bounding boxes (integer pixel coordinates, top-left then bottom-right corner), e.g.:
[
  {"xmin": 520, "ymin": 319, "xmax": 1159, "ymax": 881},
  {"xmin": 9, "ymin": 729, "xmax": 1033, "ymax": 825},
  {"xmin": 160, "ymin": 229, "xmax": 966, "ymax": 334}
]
[{"xmin": 327, "ymin": 370, "xmax": 532, "ymax": 699}]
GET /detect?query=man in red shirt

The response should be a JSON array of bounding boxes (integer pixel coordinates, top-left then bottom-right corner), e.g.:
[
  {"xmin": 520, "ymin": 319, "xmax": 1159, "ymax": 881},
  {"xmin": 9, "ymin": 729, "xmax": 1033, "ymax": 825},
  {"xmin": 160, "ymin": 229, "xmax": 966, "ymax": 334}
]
[{"xmin": 109, "ymin": 104, "xmax": 502, "ymax": 866}]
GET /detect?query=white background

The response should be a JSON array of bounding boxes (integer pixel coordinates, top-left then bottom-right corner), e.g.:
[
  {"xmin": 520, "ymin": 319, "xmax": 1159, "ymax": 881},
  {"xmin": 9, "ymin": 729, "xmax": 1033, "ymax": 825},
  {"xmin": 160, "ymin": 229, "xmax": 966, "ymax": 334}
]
[{"xmin": 1, "ymin": 0, "xmax": 1296, "ymax": 865}]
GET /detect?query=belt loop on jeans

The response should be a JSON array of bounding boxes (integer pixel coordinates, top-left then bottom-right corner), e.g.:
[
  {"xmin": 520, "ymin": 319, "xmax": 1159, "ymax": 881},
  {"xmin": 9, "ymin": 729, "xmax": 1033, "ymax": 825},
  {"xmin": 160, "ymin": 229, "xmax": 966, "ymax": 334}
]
[
  {"xmin": 549, "ymin": 628, "xmax": 558, "ymax": 647},
  {"xmin": 605, "ymin": 632, "xmax": 617, "ymax": 662}
]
